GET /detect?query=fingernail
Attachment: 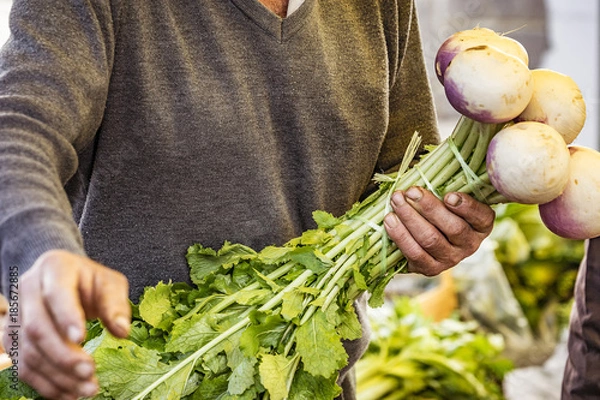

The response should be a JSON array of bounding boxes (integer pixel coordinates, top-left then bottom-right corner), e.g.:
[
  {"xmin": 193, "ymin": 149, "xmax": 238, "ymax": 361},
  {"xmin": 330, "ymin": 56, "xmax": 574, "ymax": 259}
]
[
  {"xmin": 74, "ymin": 362, "xmax": 94, "ymax": 379},
  {"xmin": 383, "ymin": 213, "xmax": 400, "ymax": 229},
  {"xmin": 405, "ymin": 187, "xmax": 422, "ymax": 202},
  {"xmin": 78, "ymin": 381, "xmax": 98, "ymax": 397},
  {"xmin": 114, "ymin": 315, "xmax": 131, "ymax": 336},
  {"xmin": 446, "ymin": 193, "xmax": 461, "ymax": 207},
  {"xmin": 67, "ymin": 325, "xmax": 83, "ymax": 343},
  {"xmin": 390, "ymin": 191, "xmax": 405, "ymax": 208}
]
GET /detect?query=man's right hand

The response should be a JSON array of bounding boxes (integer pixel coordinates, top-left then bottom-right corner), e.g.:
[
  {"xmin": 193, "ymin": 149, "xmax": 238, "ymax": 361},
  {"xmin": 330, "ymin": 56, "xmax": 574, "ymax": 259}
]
[{"xmin": 2, "ymin": 250, "xmax": 131, "ymax": 400}]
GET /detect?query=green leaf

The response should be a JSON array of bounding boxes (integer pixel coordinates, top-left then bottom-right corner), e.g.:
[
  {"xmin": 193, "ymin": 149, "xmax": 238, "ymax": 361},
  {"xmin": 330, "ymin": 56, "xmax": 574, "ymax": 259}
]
[
  {"xmin": 150, "ymin": 361, "xmax": 195, "ymax": 400},
  {"xmin": 295, "ymin": 311, "xmax": 347, "ymax": 378},
  {"xmin": 139, "ymin": 281, "xmax": 174, "ymax": 329},
  {"xmin": 333, "ymin": 223, "xmax": 354, "ymax": 241},
  {"xmin": 190, "ymin": 373, "xmax": 229, "ymax": 399},
  {"xmin": 209, "ymin": 274, "xmax": 237, "ymax": 295},
  {"xmin": 253, "ymin": 269, "xmax": 281, "ymax": 292},
  {"xmin": 336, "ymin": 303, "xmax": 363, "ymax": 341},
  {"xmin": 94, "ymin": 344, "xmax": 172, "ymax": 399},
  {"xmin": 227, "ymin": 354, "xmax": 257, "ymax": 395},
  {"xmin": 297, "ymin": 229, "xmax": 332, "ymax": 246},
  {"xmin": 368, "ymin": 273, "xmax": 396, "ymax": 308},
  {"xmin": 202, "ymin": 351, "xmax": 229, "ymax": 376},
  {"xmin": 233, "ymin": 289, "xmax": 272, "ymax": 306},
  {"xmin": 84, "ymin": 330, "xmax": 135, "ymax": 355},
  {"xmin": 186, "ymin": 244, "xmax": 222, "ymax": 285},
  {"xmin": 240, "ymin": 314, "xmax": 287, "ymax": 357},
  {"xmin": 258, "ymin": 245, "xmax": 293, "ymax": 264},
  {"xmin": 165, "ymin": 314, "xmax": 219, "ymax": 354},
  {"xmin": 312, "ymin": 210, "xmax": 340, "ymax": 230},
  {"xmin": 281, "ymin": 289, "xmax": 305, "ymax": 321},
  {"xmin": 288, "ymin": 368, "xmax": 342, "ymax": 400},
  {"xmin": 187, "ymin": 242, "xmax": 257, "ymax": 285},
  {"xmin": 289, "ymin": 247, "xmax": 329, "ymax": 274},
  {"xmin": 0, "ymin": 366, "xmax": 39, "ymax": 400},
  {"xmin": 352, "ymin": 265, "xmax": 368, "ymax": 291},
  {"xmin": 258, "ymin": 353, "xmax": 299, "ymax": 400}
]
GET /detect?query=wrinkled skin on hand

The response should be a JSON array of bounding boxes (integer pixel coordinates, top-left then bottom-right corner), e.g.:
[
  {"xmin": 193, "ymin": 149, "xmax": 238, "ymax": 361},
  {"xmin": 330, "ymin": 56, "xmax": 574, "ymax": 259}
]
[
  {"xmin": 384, "ymin": 187, "xmax": 495, "ymax": 276},
  {"xmin": 1, "ymin": 250, "xmax": 131, "ymax": 400},
  {"xmin": 0, "ymin": 293, "xmax": 7, "ymax": 353}
]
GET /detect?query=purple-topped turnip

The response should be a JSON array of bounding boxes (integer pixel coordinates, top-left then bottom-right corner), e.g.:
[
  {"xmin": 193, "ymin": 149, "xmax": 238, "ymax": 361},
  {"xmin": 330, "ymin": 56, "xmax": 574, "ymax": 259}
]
[
  {"xmin": 539, "ymin": 146, "xmax": 600, "ymax": 239},
  {"xmin": 517, "ymin": 69, "xmax": 587, "ymax": 144},
  {"xmin": 486, "ymin": 121, "xmax": 570, "ymax": 204},
  {"xmin": 443, "ymin": 45, "xmax": 533, "ymax": 123},
  {"xmin": 435, "ymin": 27, "xmax": 529, "ymax": 85}
]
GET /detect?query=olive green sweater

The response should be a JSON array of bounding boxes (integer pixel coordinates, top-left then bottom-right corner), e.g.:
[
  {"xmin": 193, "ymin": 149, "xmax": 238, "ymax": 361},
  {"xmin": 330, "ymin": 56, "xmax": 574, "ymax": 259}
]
[{"xmin": 0, "ymin": 0, "xmax": 438, "ymax": 397}]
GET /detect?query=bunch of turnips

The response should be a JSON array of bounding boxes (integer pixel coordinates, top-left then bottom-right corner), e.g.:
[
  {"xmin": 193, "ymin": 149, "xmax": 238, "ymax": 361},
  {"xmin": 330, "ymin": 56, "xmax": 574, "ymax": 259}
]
[{"xmin": 436, "ymin": 27, "xmax": 598, "ymax": 240}]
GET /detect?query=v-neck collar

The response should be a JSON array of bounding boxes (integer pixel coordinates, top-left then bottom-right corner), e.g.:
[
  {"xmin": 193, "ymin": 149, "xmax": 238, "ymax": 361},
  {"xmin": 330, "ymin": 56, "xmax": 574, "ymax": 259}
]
[{"xmin": 230, "ymin": 0, "xmax": 316, "ymax": 42}]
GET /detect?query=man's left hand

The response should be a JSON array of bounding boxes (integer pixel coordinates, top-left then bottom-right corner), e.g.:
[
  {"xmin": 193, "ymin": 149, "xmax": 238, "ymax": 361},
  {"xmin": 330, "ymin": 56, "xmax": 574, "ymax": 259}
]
[{"xmin": 384, "ymin": 186, "xmax": 495, "ymax": 276}]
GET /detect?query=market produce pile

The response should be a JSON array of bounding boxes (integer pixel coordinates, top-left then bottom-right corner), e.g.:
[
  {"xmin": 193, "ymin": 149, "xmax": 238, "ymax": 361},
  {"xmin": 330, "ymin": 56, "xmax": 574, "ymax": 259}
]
[
  {"xmin": 2, "ymin": 27, "xmax": 599, "ymax": 400},
  {"xmin": 491, "ymin": 203, "xmax": 585, "ymax": 339},
  {"xmin": 356, "ymin": 297, "xmax": 513, "ymax": 400}
]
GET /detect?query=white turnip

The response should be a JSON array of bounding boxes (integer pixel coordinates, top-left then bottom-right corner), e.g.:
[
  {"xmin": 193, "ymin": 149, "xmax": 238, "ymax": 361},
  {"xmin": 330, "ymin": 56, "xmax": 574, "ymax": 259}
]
[
  {"xmin": 539, "ymin": 145, "xmax": 600, "ymax": 240},
  {"xmin": 517, "ymin": 69, "xmax": 587, "ymax": 144},
  {"xmin": 435, "ymin": 27, "xmax": 529, "ymax": 85},
  {"xmin": 443, "ymin": 45, "xmax": 533, "ymax": 123},
  {"xmin": 486, "ymin": 121, "xmax": 570, "ymax": 204}
]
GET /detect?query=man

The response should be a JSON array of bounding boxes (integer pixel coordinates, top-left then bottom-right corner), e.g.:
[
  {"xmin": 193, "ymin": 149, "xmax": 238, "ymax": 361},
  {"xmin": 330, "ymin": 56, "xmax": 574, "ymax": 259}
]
[{"xmin": 0, "ymin": 0, "xmax": 494, "ymax": 398}]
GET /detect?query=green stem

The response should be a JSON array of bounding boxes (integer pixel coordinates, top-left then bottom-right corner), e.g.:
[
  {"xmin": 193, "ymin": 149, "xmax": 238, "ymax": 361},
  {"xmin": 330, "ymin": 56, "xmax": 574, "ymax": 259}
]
[{"xmin": 428, "ymin": 122, "xmax": 481, "ymax": 189}]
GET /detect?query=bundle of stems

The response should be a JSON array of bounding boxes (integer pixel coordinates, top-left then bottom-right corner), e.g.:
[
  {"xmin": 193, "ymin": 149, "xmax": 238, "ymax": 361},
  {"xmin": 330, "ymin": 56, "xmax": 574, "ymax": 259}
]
[{"xmin": 111, "ymin": 116, "xmax": 508, "ymax": 400}]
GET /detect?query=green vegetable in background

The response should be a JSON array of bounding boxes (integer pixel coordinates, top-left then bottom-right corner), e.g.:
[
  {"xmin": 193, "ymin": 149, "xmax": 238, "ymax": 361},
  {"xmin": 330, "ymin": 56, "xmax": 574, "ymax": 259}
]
[
  {"xmin": 491, "ymin": 203, "xmax": 584, "ymax": 335},
  {"xmin": 356, "ymin": 297, "xmax": 513, "ymax": 400}
]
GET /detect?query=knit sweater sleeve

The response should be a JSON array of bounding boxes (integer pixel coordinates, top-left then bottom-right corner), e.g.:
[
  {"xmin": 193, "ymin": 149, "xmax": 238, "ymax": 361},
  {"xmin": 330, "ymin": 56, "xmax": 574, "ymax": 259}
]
[
  {"xmin": 376, "ymin": 0, "xmax": 440, "ymax": 174},
  {"xmin": 0, "ymin": 0, "xmax": 116, "ymax": 293}
]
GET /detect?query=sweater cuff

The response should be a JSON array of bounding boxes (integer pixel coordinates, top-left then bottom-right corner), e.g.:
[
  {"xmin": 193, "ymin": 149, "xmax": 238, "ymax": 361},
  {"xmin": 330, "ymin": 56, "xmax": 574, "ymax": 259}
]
[{"xmin": 0, "ymin": 210, "xmax": 84, "ymax": 294}]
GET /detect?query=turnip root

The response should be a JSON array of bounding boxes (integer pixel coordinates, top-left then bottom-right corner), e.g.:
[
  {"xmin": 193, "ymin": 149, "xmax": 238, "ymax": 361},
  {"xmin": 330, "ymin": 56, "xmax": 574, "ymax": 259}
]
[
  {"xmin": 517, "ymin": 69, "xmax": 587, "ymax": 144},
  {"xmin": 486, "ymin": 121, "xmax": 570, "ymax": 204},
  {"xmin": 435, "ymin": 27, "xmax": 529, "ymax": 84},
  {"xmin": 539, "ymin": 146, "xmax": 600, "ymax": 240},
  {"xmin": 443, "ymin": 45, "xmax": 533, "ymax": 123}
]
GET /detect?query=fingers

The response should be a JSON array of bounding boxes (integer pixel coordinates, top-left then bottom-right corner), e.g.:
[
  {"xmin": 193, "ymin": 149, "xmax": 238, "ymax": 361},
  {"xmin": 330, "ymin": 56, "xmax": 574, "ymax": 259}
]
[
  {"xmin": 0, "ymin": 294, "xmax": 7, "ymax": 315},
  {"xmin": 37, "ymin": 252, "xmax": 88, "ymax": 344},
  {"xmin": 443, "ymin": 191, "xmax": 496, "ymax": 235},
  {"xmin": 3, "ymin": 250, "xmax": 131, "ymax": 399},
  {"xmin": 15, "ymin": 263, "xmax": 99, "ymax": 399},
  {"xmin": 384, "ymin": 187, "xmax": 494, "ymax": 275},
  {"xmin": 19, "ymin": 312, "xmax": 98, "ymax": 399},
  {"xmin": 384, "ymin": 189, "xmax": 447, "ymax": 275},
  {"xmin": 91, "ymin": 267, "xmax": 131, "ymax": 338},
  {"xmin": 40, "ymin": 251, "xmax": 130, "ymax": 339},
  {"xmin": 0, "ymin": 294, "xmax": 6, "ymax": 354}
]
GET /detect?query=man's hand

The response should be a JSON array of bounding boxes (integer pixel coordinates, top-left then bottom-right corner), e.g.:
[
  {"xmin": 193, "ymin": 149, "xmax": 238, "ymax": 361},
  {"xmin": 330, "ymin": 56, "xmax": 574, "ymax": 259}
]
[
  {"xmin": 1, "ymin": 250, "xmax": 131, "ymax": 400},
  {"xmin": 0, "ymin": 293, "xmax": 7, "ymax": 346},
  {"xmin": 384, "ymin": 187, "xmax": 495, "ymax": 276},
  {"xmin": 0, "ymin": 293, "xmax": 9, "ymax": 370}
]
